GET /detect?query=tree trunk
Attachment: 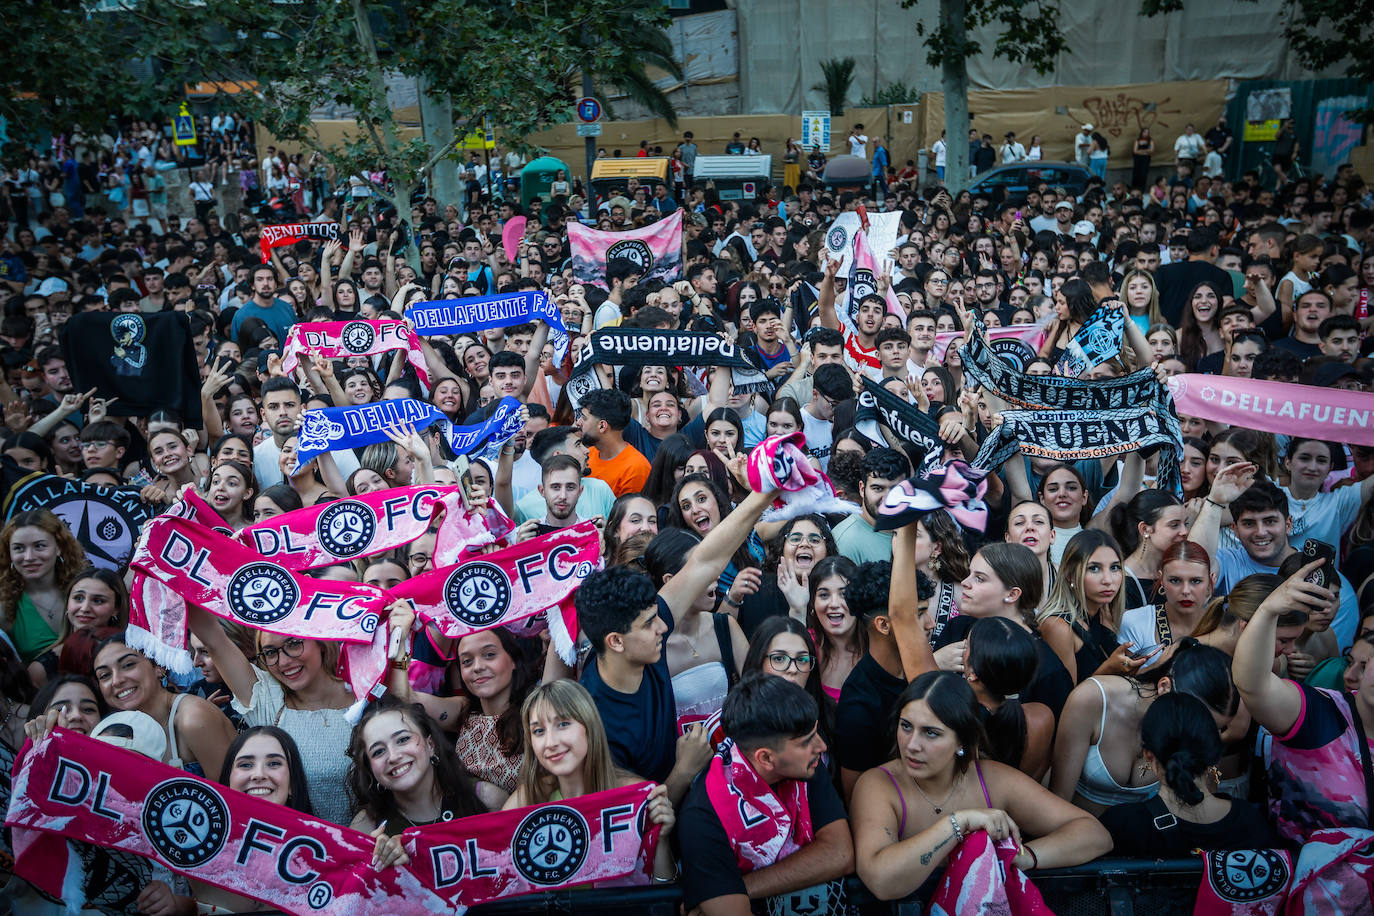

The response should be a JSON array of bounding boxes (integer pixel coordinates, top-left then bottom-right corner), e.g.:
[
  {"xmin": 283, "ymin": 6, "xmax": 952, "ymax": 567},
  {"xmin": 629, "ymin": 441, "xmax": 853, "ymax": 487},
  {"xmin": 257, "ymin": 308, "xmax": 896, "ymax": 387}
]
[
  {"xmin": 419, "ymin": 77, "xmax": 461, "ymax": 213},
  {"xmin": 350, "ymin": 0, "xmax": 418, "ymax": 263},
  {"xmin": 941, "ymin": 0, "xmax": 971, "ymax": 194}
]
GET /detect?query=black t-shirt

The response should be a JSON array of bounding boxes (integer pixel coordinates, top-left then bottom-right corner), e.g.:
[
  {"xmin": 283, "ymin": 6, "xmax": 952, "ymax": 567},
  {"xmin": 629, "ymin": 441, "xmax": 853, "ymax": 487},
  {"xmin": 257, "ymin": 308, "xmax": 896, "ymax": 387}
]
[
  {"xmin": 834, "ymin": 653, "xmax": 907, "ymax": 773},
  {"xmin": 1196, "ymin": 350, "xmax": 1223, "ymax": 375},
  {"xmin": 580, "ymin": 596, "xmax": 677, "ymax": 783},
  {"xmin": 1154, "ymin": 260, "xmax": 1233, "ymax": 327},
  {"xmin": 934, "ymin": 615, "xmax": 1074, "ymax": 717},
  {"xmin": 737, "ymin": 576, "xmax": 790, "ymax": 641},
  {"xmin": 679, "ymin": 757, "xmax": 847, "ymax": 911},
  {"xmin": 1270, "ymin": 336, "xmax": 1322, "ymax": 362},
  {"xmin": 1100, "ymin": 793, "xmax": 1280, "ymax": 857}
]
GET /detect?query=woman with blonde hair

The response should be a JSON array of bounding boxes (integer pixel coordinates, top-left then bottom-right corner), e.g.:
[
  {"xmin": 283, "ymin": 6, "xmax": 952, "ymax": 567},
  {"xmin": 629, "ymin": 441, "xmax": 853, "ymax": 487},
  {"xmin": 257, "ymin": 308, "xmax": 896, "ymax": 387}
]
[
  {"xmin": 503, "ymin": 680, "xmax": 678, "ymax": 882},
  {"xmin": 1117, "ymin": 269, "xmax": 1162, "ymax": 333},
  {"xmin": 0, "ymin": 509, "xmax": 88, "ymax": 663},
  {"xmin": 1038, "ymin": 530, "xmax": 1138, "ymax": 683}
]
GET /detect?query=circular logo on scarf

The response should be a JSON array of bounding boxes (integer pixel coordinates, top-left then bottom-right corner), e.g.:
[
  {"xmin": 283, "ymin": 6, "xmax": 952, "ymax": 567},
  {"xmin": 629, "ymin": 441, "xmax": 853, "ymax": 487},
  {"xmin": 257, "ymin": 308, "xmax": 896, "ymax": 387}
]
[
  {"xmin": 606, "ymin": 239, "xmax": 653, "ymax": 274},
  {"xmin": 141, "ymin": 779, "xmax": 229, "ymax": 869},
  {"xmin": 826, "ymin": 226, "xmax": 847, "ymax": 251},
  {"xmin": 444, "ymin": 562, "xmax": 512, "ymax": 626},
  {"xmin": 991, "ymin": 338, "xmax": 1036, "ymax": 371},
  {"xmin": 315, "ymin": 500, "xmax": 377, "ymax": 558},
  {"xmin": 9, "ymin": 477, "xmax": 153, "ymax": 570},
  {"xmin": 512, "ymin": 805, "xmax": 589, "ymax": 885},
  {"xmin": 340, "ymin": 321, "xmax": 375, "ymax": 353},
  {"xmin": 227, "ymin": 562, "xmax": 300, "ymax": 625},
  {"xmin": 850, "ymin": 268, "xmax": 876, "ymax": 302},
  {"xmin": 1207, "ymin": 849, "xmax": 1289, "ymax": 902}
]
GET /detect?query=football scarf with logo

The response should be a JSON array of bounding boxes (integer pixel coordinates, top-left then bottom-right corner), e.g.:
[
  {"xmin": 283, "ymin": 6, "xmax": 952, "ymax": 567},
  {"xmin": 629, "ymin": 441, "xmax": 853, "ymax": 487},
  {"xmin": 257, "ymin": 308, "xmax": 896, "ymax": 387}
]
[
  {"xmin": 3, "ymin": 473, "xmax": 155, "ymax": 570},
  {"xmin": 388, "ymin": 520, "xmax": 602, "ymax": 664},
  {"xmin": 1193, "ymin": 849, "xmax": 1293, "ymax": 916},
  {"xmin": 1167, "ymin": 374, "xmax": 1374, "ymax": 448},
  {"xmin": 238, "ymin": 485, "xmax": 500, "ymax": 572},
  {"xmin": 744, "ymin": 432, "xmax": 857, "ymax": 521},
  {"xmin": 61, "ymin": 311, "xmax": 203, "ymax": 424},
  {"xmin": 280, "ymin": 320, "xmax": 431, "ymax": 386},
  {"xmin": 960, "ymin": 316, "xmax": 1183, "ymax": 493},
  {"xmin": 703, "ymin": 740, "xmax": 812, "ymax": 874},
  {"xmin": 258, "ymin": 221, "xmax": 339, "ymax": 263},
  {"xmin": 406, "ymin": 290, "xmax": 570, "ymax": 364},
  {"xmin": 292, "ymin": 397, "xmax": 524, "ymax": 473},
  {"xmin": 128, "ymin": 515, "xmax": 388, "ymax": 665},
  {"xmin": 960, "ymin": 317, "xmax": 1162, "ymax": 412},
  {"xmin": 873, "ymin": 461, "xmax": 990, "ymax": 533},
  {"xmin": 565, "ymin": 328, "xmax": 770, "ymax": 408},
  {"xmin": 846, "ymin": 227, "xmax": 904, "ymax": 321},
  {"xmin": 929, "ymin": 830, "xmax": 1054, "ymax": 916},
  {"xmin": 972, "ymin": 404, "xmax": 1183, "ymax": 494},
  {"xmin": 1053, "ymin": 303, "xmax": 1125, "ymax": 378},
  {"xmin": 932, "ymin": 324, "xmax": 1045, "ymax": 366},
  {"xmin": 568, "ymin": 210, "xmax": 683, "ymax": 288},
  {"xmin": 853, "ymin": 377, "xmax": 944, "ymax": 473},
  {"xmin": 6, "ymin": 729, "xmax": 659, "ymax": 915}
]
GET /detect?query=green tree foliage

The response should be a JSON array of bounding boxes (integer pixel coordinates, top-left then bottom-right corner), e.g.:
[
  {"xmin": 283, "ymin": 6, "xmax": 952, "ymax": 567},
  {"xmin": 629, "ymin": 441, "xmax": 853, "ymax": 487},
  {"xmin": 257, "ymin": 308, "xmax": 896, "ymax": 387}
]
[
  {"xmin": 0, "ymin": 0, "xmax": 677, "ymax": 241},
  {"xmin": 812, "ymin": 58, "xmax": 857, "ymax": 116},
  {"xmin": 860, "ymin": 82, "xmax": 922, "ymax": 106}
]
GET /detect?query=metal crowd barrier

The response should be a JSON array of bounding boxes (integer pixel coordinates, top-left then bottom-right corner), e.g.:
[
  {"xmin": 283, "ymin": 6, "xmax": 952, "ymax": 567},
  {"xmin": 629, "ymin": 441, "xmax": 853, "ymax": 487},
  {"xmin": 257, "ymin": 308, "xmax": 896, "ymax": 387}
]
[{"xmin": 0, "ymin": 858, "xmax": 1203, "ymax": 916}]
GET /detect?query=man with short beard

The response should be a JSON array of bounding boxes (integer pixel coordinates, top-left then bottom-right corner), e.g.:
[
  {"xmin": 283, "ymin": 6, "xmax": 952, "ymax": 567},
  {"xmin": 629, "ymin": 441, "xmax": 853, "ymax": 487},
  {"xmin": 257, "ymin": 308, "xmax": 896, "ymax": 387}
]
[
  {"xmin": 578, "ymin": 389, "xmax": 651, "ymax": 497},
  {"xmin": 833, "ymin": 448, "xmax": 911, "ymax": 563},
  {"xmin": 532, "ymin": 454, "xmax": 584, "ymax": 533}
]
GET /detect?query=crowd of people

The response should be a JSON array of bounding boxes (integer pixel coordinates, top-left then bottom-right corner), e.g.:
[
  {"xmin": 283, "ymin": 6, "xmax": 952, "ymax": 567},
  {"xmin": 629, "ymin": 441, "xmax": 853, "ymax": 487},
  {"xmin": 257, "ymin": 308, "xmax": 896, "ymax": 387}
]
[{"xmin": 0, "ymin": 109, "xmax": 1371, "ymax": 916}]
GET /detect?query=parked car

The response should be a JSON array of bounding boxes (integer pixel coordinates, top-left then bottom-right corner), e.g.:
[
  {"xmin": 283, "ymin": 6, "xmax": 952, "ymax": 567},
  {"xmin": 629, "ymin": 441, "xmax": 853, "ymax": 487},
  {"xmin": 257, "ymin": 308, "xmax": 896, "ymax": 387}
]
[{"xmin": 968, "ymin": 161, "xmax": 1092, "ymax": 205}]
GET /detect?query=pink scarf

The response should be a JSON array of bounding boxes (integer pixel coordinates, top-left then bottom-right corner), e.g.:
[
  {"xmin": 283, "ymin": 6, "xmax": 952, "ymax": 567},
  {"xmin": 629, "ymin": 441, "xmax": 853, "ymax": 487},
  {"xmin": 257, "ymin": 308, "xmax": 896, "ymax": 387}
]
[
  {"xmin": 7, "ymin": 729, "xmax": 658, "ymax": 915},
  {"xmin": 702, "ymin": 741, "xmax": 812, "ymax": 874},
  {"xmin": 745, "ymin": 432, "xmax": 858, "ymax": 521},
  {"xmin": 929, "ymin": 830, "xmax": 1053, "ymax": 915},
  {"xmin": 280, "ymin": 320, "xmax": 430, "ymax": 386},
  {"xmin": 388, "ymin": 521, "xmax": 600, "ymax": 664},
  {"xmin": 238, "ymin": 485, "xmax": 495, "ymax": 571}
]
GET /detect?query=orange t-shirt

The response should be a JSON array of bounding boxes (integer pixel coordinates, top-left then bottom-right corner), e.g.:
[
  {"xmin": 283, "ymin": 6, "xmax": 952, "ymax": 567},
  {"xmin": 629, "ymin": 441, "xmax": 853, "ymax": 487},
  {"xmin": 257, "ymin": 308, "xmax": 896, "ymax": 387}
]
[{"xmin": 588, "ymin": 443, "xmax": 651, "ymax": 497}]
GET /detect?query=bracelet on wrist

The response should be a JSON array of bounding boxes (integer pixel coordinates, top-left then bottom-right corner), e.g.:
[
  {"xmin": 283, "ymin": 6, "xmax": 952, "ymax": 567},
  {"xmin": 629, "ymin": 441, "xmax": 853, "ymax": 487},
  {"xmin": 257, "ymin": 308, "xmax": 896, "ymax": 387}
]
[
  {"xmin": 1204, "ymin": 496, "xmax": 1227, "ymax": 510},
  {"xmin": 949, "ymin": 813, "xmax": 963, "ymax": 844},
  {"xmin": 1024, "ymin": 843, "xmax": 1039, "ymax": 871},
  {"xmin": 722, "ymin": 595, "xmax": 743, "ymax": 609}
]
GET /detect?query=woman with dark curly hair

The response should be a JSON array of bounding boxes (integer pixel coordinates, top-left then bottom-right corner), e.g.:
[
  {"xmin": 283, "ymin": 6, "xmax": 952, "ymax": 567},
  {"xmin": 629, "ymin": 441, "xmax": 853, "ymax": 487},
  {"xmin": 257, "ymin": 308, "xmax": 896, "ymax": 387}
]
[
  {"xmin": 0, "ymin": 508, "xmax": 88, "ymax": 664},
  {"xmin": 735, "ymin": 514, "xmax": 838, "ymax": 640}
]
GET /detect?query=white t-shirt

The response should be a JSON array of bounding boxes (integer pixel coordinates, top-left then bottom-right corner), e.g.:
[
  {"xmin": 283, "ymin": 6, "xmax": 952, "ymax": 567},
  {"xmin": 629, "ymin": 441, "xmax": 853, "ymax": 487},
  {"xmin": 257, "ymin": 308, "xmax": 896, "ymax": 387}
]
[
  {"xmin": 1203, "ymin": 151, "xmax": 1223, "ymax": 178},
  {"xmin": 932, "ymin": 139, "xmax": 947, "ymax": 167},
  {"xmin": 1000, "ymin": 142, "xmax": 1026, "ymax": 163},
  {"xmin": 849, "ymin": 134, "xmax": 869, "ymax": 158},
  {"xmin": 593, "ymin": 299, "xmax": 623, "ymax": 329},
  {"xmin": 800, "ymin": 407, "xmax": 834, "ymax": 471},
  {"xmin": 253, "ymin": 436, "xmax": 361, "ymax": 490},
  {"xmin": 1174, "ymin": 134, "xmax": 1205, "ymax": 160}
]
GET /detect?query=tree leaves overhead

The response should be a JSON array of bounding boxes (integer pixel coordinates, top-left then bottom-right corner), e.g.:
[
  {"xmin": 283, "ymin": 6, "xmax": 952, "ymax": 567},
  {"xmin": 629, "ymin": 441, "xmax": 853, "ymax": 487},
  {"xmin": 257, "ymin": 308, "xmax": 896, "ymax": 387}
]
[
  {"xmin": 904, "ymin": 0, "xmax": 1068, "ymax": 75},
  {"xmin": 0, "ymin": 0, "xmax": 676, "ymax": 189}
]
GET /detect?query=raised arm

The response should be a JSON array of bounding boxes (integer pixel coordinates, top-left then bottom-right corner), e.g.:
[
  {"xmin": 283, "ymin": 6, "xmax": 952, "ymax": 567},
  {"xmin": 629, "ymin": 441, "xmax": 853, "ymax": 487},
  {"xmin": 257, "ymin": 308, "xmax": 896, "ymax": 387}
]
[
  {"xmin": 186, "ymin": 603, "xmax": 258, "ymax": 707},
  {"xmin": 519, "ymin": 321, "xmax": 552, "ymax": 398},
  {"xmin": 817, "ymin": 255, "xmax": 841, "ymax": 331},
  {"xmin": 1234, "ymin": 560, "xmax": 1331, "ymax": 735},
  {"xmin": 1186, "ymin": 461, "xmax": 1255, "ymax": 579},
  {"xmin": 890, "ymin": 521, "xmax": 937, "ymax": 678},
  {"xmin": 658, "ymin": 472, "xmax": 778, "ymax": 628}
]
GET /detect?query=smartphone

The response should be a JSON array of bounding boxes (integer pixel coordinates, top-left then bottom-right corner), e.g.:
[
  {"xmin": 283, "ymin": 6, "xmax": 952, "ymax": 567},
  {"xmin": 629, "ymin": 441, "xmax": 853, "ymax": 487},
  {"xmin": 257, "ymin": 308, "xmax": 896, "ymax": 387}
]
[
  {"xmin": 1014, "ymin": 210, "xmax": 1023, "ymax": 221},
  {"xmin": 1127, "ymin": 643, "xmax": 1164, "ymax": 660},
  {"xmin": 1302, "ymin": 539, "xmax": 1337, "ymax": 590}
]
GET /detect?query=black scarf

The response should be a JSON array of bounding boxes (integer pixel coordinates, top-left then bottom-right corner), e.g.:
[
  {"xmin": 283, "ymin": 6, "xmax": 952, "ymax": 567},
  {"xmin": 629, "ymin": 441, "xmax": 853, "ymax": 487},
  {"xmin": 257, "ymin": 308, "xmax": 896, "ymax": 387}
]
[
  {"xmin": 566, "ymin": 327, "xmax": 769, "ymax": 407},
  {"xmin": 854, "ymin": 377, "xmax": 944, "ymax": 472}
]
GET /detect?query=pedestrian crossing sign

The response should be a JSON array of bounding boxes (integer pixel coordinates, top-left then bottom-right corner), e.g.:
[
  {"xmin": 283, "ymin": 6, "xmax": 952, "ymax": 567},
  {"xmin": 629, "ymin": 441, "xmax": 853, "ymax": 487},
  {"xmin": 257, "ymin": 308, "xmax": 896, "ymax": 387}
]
[{"xmin": 173, "ymin": 105, "xmax": 197, "ymax": 146}]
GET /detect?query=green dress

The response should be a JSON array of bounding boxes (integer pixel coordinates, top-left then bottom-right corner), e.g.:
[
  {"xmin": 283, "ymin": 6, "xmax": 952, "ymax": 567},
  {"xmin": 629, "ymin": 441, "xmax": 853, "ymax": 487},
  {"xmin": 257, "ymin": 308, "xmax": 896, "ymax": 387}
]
[{"xmin": 12, "ymin": 593, "xmax": 58, "ymax": 663}]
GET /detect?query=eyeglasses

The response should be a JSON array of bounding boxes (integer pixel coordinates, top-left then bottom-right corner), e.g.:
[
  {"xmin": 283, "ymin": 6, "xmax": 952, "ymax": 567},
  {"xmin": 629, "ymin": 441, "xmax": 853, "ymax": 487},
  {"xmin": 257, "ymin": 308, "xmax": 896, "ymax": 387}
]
[
  {"xmin": 257, "ymin": 637, "xmax": 306, "ymax": 667},
  {"xmin": 767, "ymin": 652, "xmax": 815, "ymax": 673},
  {"xmin": 81, "ymin": 440, "xmax": 111, "ymax": 450},
  {"xmin": 785, "ymin": 532, "xmax": 825, "ymax": 546}
]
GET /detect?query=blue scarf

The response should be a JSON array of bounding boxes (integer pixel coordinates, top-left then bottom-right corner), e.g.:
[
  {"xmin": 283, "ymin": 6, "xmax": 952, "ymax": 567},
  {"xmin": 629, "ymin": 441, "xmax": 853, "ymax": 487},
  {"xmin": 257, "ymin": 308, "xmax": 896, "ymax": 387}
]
[
  {"xmin": 292, "ymin": 397, "xmax": 524, "ymax": 472},
  {"xmin": 406, "ymin": 290, "xmax": 569, "ymax": 363}
]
